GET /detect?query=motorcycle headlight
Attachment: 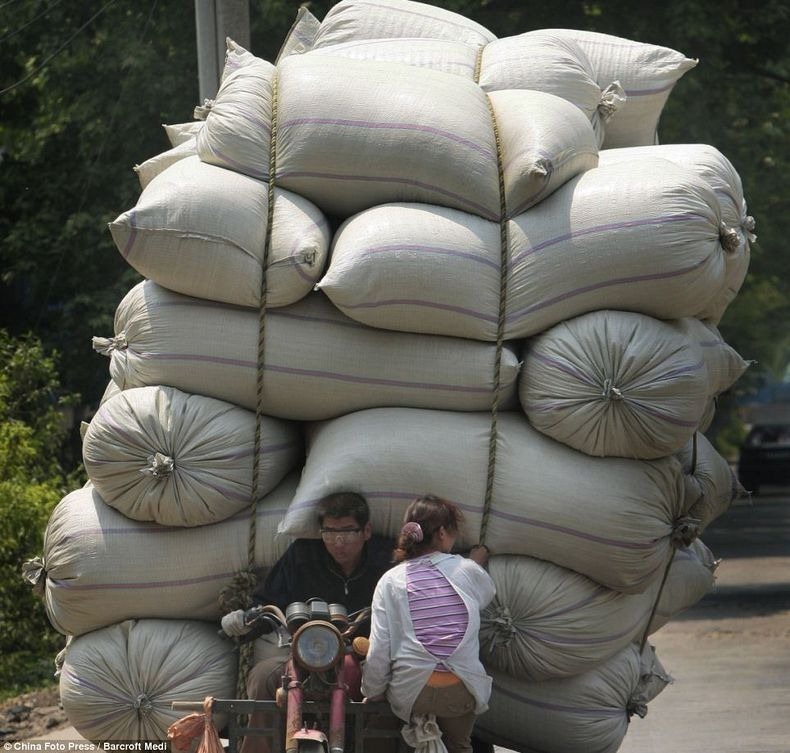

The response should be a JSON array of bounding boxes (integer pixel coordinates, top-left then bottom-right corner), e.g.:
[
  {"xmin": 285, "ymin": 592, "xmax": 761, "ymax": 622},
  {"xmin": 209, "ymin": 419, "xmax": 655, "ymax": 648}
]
[{"xmin": 292, "ymin": 620, "xmax": 344, "ymax": 672}]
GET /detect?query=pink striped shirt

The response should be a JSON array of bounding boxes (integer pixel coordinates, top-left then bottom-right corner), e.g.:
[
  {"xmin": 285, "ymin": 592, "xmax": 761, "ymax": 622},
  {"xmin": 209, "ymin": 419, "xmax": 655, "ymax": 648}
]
[{"xmin": 406, "ymin": 556, "xmax": 468, "ymax": 670}]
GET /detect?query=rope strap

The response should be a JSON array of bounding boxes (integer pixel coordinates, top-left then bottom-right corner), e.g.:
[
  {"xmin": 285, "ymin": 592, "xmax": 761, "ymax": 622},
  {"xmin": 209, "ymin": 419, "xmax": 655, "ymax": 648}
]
[
  {"xmin": 479, "ymin": 94, "xmax": 509, "ymax": 545},
  {"xmin": 220, "ymin": 69, "xmax": 280, "ymax": 701},
  {"xmin": 639, "ymin": 515, "xmax": 701, "ymax": 653},
  {"xmin": 473, "ymin": 44, "xmax": 484, "ymax": 85}
]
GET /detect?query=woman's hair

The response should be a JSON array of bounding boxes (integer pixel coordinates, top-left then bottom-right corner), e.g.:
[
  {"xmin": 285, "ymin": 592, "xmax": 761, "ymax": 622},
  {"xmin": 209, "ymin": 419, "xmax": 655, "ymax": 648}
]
[{"xmin": 393, "ymin": 494, "xmax": 463, "ymax": 562}]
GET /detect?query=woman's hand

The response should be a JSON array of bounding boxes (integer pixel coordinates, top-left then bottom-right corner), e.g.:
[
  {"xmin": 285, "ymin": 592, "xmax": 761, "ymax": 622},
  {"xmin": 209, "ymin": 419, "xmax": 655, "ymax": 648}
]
[{"xmin": 469, "ymin": 544, "xmax": 490, "ymax": 567}]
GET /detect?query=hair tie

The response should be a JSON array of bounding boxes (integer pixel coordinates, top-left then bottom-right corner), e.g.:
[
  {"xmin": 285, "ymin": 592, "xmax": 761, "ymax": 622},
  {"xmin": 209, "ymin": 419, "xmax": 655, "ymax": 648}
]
[{"xmin": 401, "ymin": 521, "xmax": 424, "ymax": 542}]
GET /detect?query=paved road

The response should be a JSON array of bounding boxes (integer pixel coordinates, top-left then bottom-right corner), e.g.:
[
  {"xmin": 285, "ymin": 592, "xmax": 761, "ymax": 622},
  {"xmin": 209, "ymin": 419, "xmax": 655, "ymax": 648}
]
[{"xmin": 44, "ymin": 487, "xmax": 790, "ymax": 752}]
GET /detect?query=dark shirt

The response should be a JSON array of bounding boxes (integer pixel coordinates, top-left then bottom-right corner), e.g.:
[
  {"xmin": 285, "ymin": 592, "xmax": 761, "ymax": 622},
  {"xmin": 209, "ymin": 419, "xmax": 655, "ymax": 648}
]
[{"xmin": 253, "ymin": 534, "xmax": 394, "ymax": 616}]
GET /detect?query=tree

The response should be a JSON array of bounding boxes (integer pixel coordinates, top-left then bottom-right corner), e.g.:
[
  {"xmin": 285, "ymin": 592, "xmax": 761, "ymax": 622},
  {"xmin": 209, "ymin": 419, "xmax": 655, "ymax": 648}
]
[
  {"xmin": 1, "ymin": 1, "xmax": 199, "ymax": 414},
  {"xmin": 0, "ymin": 331, "xmax": 76, "ymax": 696}
]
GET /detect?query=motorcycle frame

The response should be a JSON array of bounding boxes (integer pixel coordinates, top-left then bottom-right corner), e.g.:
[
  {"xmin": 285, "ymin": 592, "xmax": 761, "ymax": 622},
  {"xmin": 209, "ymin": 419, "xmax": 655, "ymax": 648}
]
[{"xmin": 176, "ymin": 697, "xmax": 407, "ymax": 753}]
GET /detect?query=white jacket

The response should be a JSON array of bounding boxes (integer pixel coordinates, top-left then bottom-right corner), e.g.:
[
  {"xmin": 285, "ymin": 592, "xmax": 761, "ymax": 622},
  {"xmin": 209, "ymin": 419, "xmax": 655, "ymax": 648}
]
[{"xmin": 361, "ymin": 552, "xmax": 496, "ymax": 721}]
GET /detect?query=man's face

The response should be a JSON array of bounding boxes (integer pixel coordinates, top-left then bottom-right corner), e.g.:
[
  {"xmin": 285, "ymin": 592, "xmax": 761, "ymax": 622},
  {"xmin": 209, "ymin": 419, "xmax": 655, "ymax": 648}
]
[{"xmin": 320, "ymin": 515, "xmax": 372, "ymax": 575}]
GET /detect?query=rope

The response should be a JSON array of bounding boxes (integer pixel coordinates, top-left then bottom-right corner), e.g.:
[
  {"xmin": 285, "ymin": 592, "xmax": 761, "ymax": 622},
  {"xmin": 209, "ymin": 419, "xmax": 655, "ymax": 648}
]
[
  {"xmin": 478, "ymin": 94, "xmax": 509, "ymax": 545},
  {"xmin": 639, "ymin": 515, "xmax": 701, "ymax": 653},
  {"xmin": 227, "ymin": 69, "xmax": 279, "ymax": 701},
  {"xmin": 473, "ymin": 44, "xmax": 484, "ymax": 85}
]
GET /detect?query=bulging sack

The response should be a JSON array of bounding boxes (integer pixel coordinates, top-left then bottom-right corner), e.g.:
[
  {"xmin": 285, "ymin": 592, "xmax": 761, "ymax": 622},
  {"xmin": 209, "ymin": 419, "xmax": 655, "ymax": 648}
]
[
  {"xmin": 649, "ymin": 539, "xmax": 719, "ymax": 633},
  {"xmin": 311, "ymin": 32, "xmax": 615, "ymax": 148},
  {"xmin": 319, "ymin": 158, "xmax": 732, "ymax": 340},
  {"xmin": 545, "ymin": 28, "xmax": 697, "ymax": 149},
  {"xmin": 83, "ymin": 385, "xmax": 302, "ymax": 526},
  {"xmin": 476, "ymin": 643, "xmax": 671, "ymax": 753},
  {"xmin": 312, "ymin": 0, "xmax": 495, "ymax": 48},
  {"xmin": 519, "ymin": 310, "xmax": 747, "ymax": 459},
  {"xmin": 306, "ymin": 1, "xmax": 693, "ymax": 148},
  {"xmin": 111, "ymin": 156, "xmax": 330, "ymax": 308},
  {"xmin": 198, "ymin": 51, "xmax": 597, "ymax": 220},
  {"xmin": 480, "ymin": 545, "xmax": 715, "ymax": 680},
  {"xmin": 60, "ymin": 619, "xmax": 237, "ymax": 741},
  {"xmin": 599, "ymin": 143, "xmax": 755, "ymax": 323},
  {"xmin": 95, "ymin": 281, "xmax": 519, "ymax": 419},
  {"xmin": 280, "ymin": 407, "xmax": 686, "ymax": 593},
  {"xmin": 678, "ymin": 432, "xmax": 742, "ymax": 529},
  {"xmin": 40, "ymin": 480, "xmax": 294, "ymax": 636}
]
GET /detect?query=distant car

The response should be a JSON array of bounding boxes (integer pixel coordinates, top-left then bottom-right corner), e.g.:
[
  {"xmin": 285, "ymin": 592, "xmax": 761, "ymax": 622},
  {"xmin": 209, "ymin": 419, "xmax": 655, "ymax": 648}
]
[{"xmin": 737, "ymin": 424, "xmax": 790, "ymax": 495}]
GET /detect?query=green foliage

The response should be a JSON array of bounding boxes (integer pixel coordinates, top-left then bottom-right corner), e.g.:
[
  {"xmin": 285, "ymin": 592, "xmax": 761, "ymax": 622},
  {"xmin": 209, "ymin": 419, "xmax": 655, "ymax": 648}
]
[
  {"xmin": 0, "ymin": 1, "xmax": 196, "ymax": 409},
  {"xmin": 0, "ymin": 331, "xmax": 73, "ymax": 697}
]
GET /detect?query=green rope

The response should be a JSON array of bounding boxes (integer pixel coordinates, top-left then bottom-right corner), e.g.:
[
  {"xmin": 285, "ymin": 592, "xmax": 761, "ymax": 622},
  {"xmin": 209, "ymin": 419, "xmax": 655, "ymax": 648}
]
[{"xmin": 479, "ymin": 93, "xmax": 509, "ymax": 546}]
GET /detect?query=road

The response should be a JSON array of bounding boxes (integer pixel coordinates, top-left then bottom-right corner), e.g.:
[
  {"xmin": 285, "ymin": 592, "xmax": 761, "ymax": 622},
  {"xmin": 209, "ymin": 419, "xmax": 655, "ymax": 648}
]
[
  {"xmin": 616, "ymin": 485, "xmax": 790, "ymax": 753},
  {"xmin": 43, "ymin": 487, "xmax": 790, "ymax": 752},
  {"xmin": 491, "ymin": 485, "xmax": 790, "ymax": 753}
]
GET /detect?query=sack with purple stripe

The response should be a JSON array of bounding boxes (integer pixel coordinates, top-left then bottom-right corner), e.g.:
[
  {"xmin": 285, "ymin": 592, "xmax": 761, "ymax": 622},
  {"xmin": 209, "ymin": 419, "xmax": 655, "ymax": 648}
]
[
  {"xmin": 279, "ymin": 407, "xmax": 685, "ymax": 594},
  {"xmin": 197, "ymin": 46, "xmax": 598, "ymax": 220},
  {"xmin": 82, "ymin": 385, "xmax": 302, "ymax": 527},
  {"xmin": 93, "ymin": 280, "xmax": 519, "ymax": 420},
  {"xmin": 39, "ymin": 479, "xmax": 294, "ymax": 637}
]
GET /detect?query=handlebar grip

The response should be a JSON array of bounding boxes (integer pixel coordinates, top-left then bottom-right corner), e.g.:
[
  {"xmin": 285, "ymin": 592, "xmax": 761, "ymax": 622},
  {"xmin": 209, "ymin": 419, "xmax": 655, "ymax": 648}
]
[
  {"xmin": 171, "ymin": 702, "xmax": 205, "ymax": 712},
  {"xmin": 352, "ymin": 636, "xmax": 370, "ymax": 657}
]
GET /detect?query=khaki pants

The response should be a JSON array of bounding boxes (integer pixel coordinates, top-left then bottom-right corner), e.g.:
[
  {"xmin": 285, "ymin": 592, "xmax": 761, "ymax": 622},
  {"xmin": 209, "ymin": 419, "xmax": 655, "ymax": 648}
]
[{"xmin": 410, "ymin": 682, "xmax": 477, "ymax": 753}]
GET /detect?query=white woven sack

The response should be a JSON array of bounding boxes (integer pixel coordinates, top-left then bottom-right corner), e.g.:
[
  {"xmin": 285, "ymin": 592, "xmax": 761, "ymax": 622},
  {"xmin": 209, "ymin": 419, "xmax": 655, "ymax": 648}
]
[
  {"xmin": 673, "ymin": 317, "xmax": 749, "ymax": 397},
  {"xmin": 546, "ymin": 28, "xmax": 697, "ymax": 149},
  {"xmin": 164, "ymin": 121, "xmax": 204, "ymax": 146},
  {"xmin": 649, "ymin": 539, "xmax": 718, "ymax": 632},
  {"xmin": 475, "ymin": 644, "xmax": 671, "ymax": 753},
  {"xmin": 39, "ymin": 480, "xmax": 294, "ymax": 636},
  {"xmin": 198, "ymin": 51, "xmax": 597, "ymax": 220},
  {"xmin": 678, "ymin": 432, "xmax": 741, "ymax": 529},
  {"xmin": 277, "ymin": 5, "xmax": 322, "ymax": 60},
  {"xmin": 312, "ymin": 0, "xmax": 495, "ymax": 49},
  {"xmin": 489, "ymin": 88, "xmax": 599, "ymax": 215},
  {"xmin": 94, "ymin": 281, "xmax": 519, "ymax": 419},
  {"xmin": 306, "ymin": 1, "xmax": 691, "ymax": 148},
  {"xmin": 280, "ymin": 407, "xmax": 685, "ymax": 593},
  {"xmin": 60, "ymin": 619, "xmax": 237, "ymax": 741},
  {"xmin": 481, "ymin": 31, "xmax": 624, "ymax": 148},
  {"xmin": 480, "ymin": 545, "xmax": 713, "ymax": 680},
  {"xmin": 82, "ymin": 386, "xmax": 302, "ymax": 526},
  {"xmin": 135, "ymin": 137, "xmax": 198, "ymax": 189},
  {"xmin": 519, "ymin": 310, "xmax": 746, "ymax": 459},
  {"xmin": 307, "ymin": 32, "xmax": 620, "ymax": 148},
  {"xmin": 319, "ymin": 158, "xmax": 731, "ymax": 340},
  {"xmin": 599, "ymin": 144, "xmax": 755, "ymax": 323},
  {"xmin": 111, "ymin": 157, "xmax": 330, "ymax": 309}
]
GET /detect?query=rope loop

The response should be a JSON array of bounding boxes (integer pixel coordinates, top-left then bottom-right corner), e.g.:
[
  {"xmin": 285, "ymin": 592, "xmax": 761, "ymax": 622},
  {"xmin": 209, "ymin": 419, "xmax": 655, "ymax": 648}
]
[
  {"xmin": 602, "ymin": 378, "xmax": 623, "ymax": 402},
  {"xmin": 484, "ymin": 604, "xmax": 516, "ymax": 649},
  {"xmin": 143, "ymin": 452, "xmax": 175, "ymax": 478},
  {"xmin": 671, "ymin": 516, "xmax": 702, "ymax": 549}
]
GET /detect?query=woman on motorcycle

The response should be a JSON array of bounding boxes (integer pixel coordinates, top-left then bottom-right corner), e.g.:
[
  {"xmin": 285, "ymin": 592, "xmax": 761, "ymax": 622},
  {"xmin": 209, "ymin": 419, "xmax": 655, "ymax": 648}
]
[{"xmin": 361, "ymin": 494, "xmax": 495, "ymax": 753}]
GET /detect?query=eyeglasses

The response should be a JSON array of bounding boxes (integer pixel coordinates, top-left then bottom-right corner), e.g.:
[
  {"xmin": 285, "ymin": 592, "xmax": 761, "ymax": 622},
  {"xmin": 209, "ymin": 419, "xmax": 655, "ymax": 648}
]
[{"xmin": 320, "ymin": 528, "xmax": 363, "ymax": 544}]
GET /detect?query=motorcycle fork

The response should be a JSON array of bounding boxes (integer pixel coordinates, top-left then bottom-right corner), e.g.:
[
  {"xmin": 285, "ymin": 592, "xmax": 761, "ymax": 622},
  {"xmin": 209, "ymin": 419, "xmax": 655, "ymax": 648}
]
[
  {"xmin": 328, "ymin": 657, "xmax": 347, "ymax": 753},
  {"xmin": 284, "ymin": 659, "xmax": 305, "ymax": 753}
]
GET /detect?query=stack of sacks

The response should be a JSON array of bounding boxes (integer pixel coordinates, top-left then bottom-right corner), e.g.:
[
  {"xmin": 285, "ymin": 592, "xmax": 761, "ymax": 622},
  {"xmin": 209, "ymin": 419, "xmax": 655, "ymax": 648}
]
[{"xmin": 38, "ymin": 0, "xmax": 753, "ymax": 746}]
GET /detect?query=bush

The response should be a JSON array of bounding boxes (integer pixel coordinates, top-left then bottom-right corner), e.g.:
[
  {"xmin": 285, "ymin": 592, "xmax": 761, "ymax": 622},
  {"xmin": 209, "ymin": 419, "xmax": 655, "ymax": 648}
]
[{"xmin": 0, "ymin": 331, "xmax": 76, "ymax": 698}]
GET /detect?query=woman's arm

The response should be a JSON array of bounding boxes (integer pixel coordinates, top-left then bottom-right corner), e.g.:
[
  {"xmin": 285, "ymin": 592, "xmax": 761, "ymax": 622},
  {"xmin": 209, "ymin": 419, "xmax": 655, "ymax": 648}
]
[{"xmin": 361, "ymin": 580, "xmax": 394, "ymax": 699}]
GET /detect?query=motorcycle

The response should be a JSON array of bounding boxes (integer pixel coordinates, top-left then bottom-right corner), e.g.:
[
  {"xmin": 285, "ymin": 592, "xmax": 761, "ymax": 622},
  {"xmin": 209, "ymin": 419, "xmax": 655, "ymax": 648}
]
[{"xmin": 173, "ymin": 598, "xmax": 405, "ymax": 753}]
